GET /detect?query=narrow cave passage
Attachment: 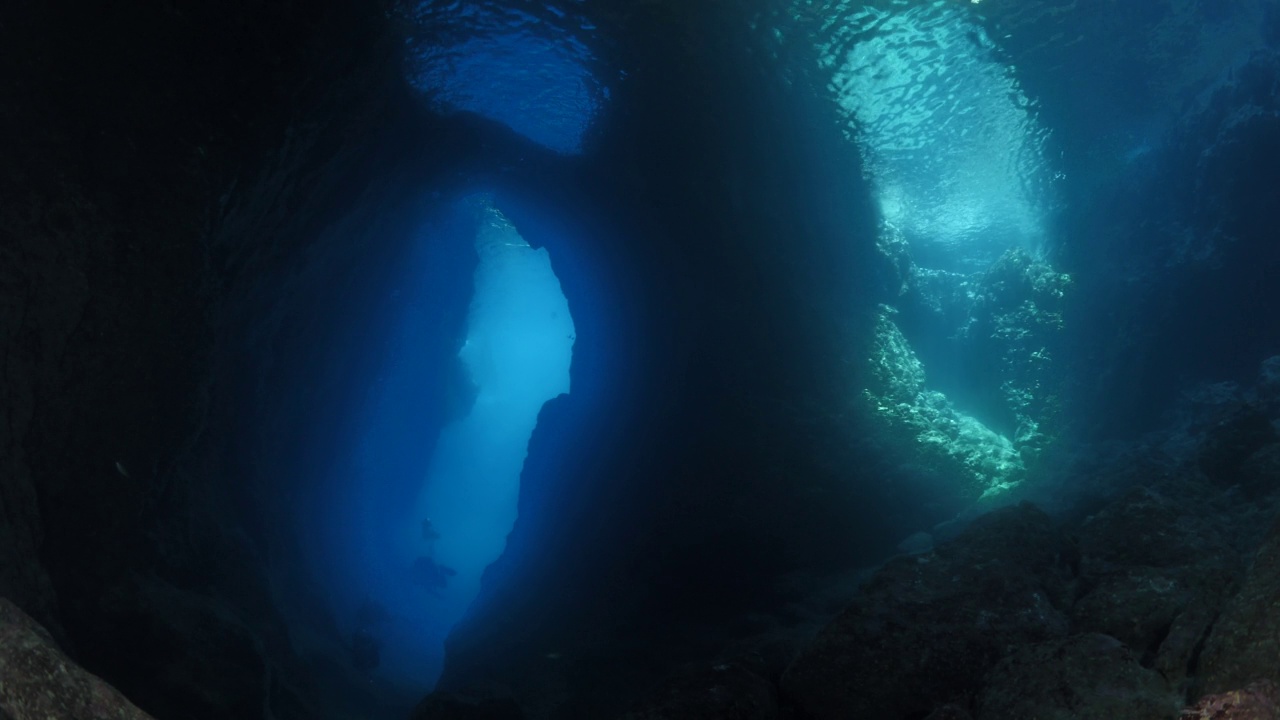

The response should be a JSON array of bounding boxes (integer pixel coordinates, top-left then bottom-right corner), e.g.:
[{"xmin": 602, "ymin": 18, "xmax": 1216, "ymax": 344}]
[
  {"xmin": 812, "ymin": 0, "xmax": 1069, "ymax": 516},
  {"xmin": 315, "ymin": 196, "xmax": 575, "ymax": 692}
]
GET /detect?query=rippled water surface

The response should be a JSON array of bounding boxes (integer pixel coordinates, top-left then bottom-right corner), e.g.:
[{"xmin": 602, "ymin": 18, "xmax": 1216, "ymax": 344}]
[
  {"xmin": 403, "ymin": 1, "xmax": 606, "ymax": 154},
  {"xmin": 815, "ymin": 0, "xmax": 1054, "ymax": 265}
]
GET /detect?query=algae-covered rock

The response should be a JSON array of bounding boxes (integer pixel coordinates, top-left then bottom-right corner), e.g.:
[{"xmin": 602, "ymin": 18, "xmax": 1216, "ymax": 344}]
[{"xmin": 864, "ymin": 305, "xmax": 1026, "ymax": 500}]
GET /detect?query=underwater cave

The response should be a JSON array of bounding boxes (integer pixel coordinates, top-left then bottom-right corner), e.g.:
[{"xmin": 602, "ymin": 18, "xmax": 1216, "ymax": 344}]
[{"xmin": 4, "ymin": 0, "xmax": 1280, "ymax": 719}]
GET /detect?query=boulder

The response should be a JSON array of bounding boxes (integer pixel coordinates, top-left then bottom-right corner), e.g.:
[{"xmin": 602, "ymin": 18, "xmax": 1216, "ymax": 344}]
[
  {"xmin": 0, "ymin": 597, "xmax": 154, "ymax": 720},
  {"xmin": 781, "ymin": 503, "xmax": 1074, "ymax": 719},
  {"xmin": 1197, "ymin": 518, "xmax": 1280, "ymax": 697},
  {"xmin": 1199, "ymin": 405, "xmax": 1277, "ymax": 487},
  {"xmin": 976, "ymin": 633, "xmax": 1178, "ymax": 720},
  {"xmin": 1071, "ymin": 487, "xmax": 1245, "ymax": 686}
]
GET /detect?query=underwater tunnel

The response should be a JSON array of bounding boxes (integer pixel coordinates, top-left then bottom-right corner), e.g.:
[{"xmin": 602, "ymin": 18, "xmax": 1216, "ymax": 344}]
[
  {"xmin": 307, "ymin": 195, "xmax": 578, "ymax": 689},
  {"xmin": 6, "ymin": 0, "xmax": 1280, "ymax": 719}
]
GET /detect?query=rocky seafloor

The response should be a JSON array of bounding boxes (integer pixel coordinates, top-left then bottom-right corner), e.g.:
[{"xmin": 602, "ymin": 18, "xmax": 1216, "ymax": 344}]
[{"xmin": 405, "ymin": 359, "xmax": 1280, "ymax": 720}]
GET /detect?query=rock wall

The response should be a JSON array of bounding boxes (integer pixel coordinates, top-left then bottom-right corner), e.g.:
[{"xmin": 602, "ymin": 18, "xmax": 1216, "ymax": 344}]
[{"xmin": 0, "ymin": 1, "xmax": 425, "ymax": 717}]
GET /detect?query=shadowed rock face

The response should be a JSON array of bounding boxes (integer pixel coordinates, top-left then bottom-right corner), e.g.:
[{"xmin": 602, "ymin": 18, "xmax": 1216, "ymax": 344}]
[
  {"xmin": 1070, "ymin": 486, "xmax": 1248, "ymax": 689},
  {"xmin": 781, "ymin": 503, "xmax": 1075, "ymax": 720},
  {"xmin": 1198, "ymin": 518, "xmax": 1280, "ymax": 698},
  {"xmin": 0, "ymin": 598, "xmax": 155, "ymax": 720},
  {"xmin": 977, "ymin": 633, "xmax": 1179, "ymax": 720}
]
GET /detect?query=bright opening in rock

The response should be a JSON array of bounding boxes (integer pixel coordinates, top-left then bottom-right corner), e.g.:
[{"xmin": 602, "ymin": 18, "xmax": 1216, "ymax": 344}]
[
  {"xmin": 317, "ymin": 196, "xmax": 575, "ymax": 693},
  {"xmin": 406, "ymin": 197, "xmax": 575, "ymax": 672},
  {"xmin": 820, "ymin": 1, "xmax": 1053, "ymax": 269},
  {"xmin": 816, "ymin": 1, "xmax": 1069, "ymax": 510}
]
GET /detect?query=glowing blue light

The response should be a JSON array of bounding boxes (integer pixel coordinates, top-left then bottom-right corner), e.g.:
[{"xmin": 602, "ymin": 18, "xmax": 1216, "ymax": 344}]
[
  {"xmin": 405, "ymin": 3, "xmax": 604, "ymax": 154},
  {"xmin": 407, "ymin": 199, "xmax": 574, "ymax": 642},
  {"xmin": 325, "ymin": 197, "xmax": 575, "ymax": 691}
]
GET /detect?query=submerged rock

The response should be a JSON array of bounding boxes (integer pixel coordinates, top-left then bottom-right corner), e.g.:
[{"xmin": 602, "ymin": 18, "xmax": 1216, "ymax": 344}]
[
  {"xmin": 1199, "ymin": 404, "xmax": 1277, "ymax": 487},
  {"xmin": 1240, "ymin": 443, "xmax": 1280, "ymax": 500},
  {"xmin": 781, "ymin": 503, "xmax": 1073, "ymax": 720},
  {"xmin": 924, "ymin": 704, "xmax": 975, "ymax": 720},
  {"xmin": 896, "ymin": 530, "xmax": 934, "ymax": 555},
  {"xmin": 977, "ymin": 633, "xmax": 1178, "ymax": 720},
  {"xmin": 616, "ymin": 662, "xmax": 777, "ymax": 720},
  {"xmin": 1181, "ymin": 681, "xmax": 1280, "ymax": 720},
  {"xmin": 412, "ymin": 689, "xmax": 524, "ymax": 720},
  {"xmin": 1197, "ymin": 517, "xmax": 1280, "ymax": 698},
  {"xmin": 0, "ymin": 597, "xmax": 154, "ymax": 720},
  {"xmin": 1071, "ymin": 487, "xmax": 1245, "ymax": 687}
]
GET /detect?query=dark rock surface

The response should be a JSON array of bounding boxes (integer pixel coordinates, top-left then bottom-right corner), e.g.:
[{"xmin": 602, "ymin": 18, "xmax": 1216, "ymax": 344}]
[
  {"xmin": 1199, "ymin": 406, "xmax": 1278, "ymax": 488},
  {"xmin": 615, "ymin": 663, "xmax": 777, "ymax": 720},
  {"xmin": 0, "ymin": 2, "xmax": 424, "ymax": 717},
  {"xmin": 1240, "ymin": 444, "xmax": 1280, "ymax": 501},
  {"xmin": 1181, "ymin": 681, "xmax": 1280, "ymax": 720},
  {"xmin": 412, "ymin": 690, "xmax": 525, "ymax": 720},
  {"xmin": 0, "ymin": 597, "xmax": 154, "ymax": 720},
  {"xmin": 781, "ymin": 503, "xmax": 1074, "ymax": 719},
  {"xmin": 1071, "ymin": 486, "xmax": 1248, "ymax": 687},
  {"xmin": 1197, "ymin": 518, "xmax": 1280, "ymax": 698},
  {"xmin": 976, "ymin": 633, "xmax": 1178, "ymax": 720},
  {"xmin": 925, "ymin": 705, "xmax": 975, "ymax": 720}
]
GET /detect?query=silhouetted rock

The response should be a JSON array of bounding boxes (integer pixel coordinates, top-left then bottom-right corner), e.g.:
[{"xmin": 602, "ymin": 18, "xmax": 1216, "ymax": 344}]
[
  {"xmin": 1240, "ymin": 443, "xmax": 1280, "ymax": 500},
  {"xmin": 1255, "ymin": 356, "xmax": 1280, "ymax": 408},
  {"xmin": 0, "ymin": 597, "xmax": 154, "ymax": 719},
  {"xmin": 617, "ymin": 662, "xmax": 777, "ymax": 720},
  {"xmin": 977, "ymin": 633, "xmax": 1178, "ymax": 720},
  {"xmin": 89, "ymin": 578, "xmax": 270, "ymax": 720},
  {"xmin": 925, "ymin": 704, "xmax": 974, "ymax": 720},
  {"xmin": 412, "ymin": 690, "xmax": 524, "ymax": 720},
  {"xmin": 781, "ymin": 503, "xmax": 1073, "ymax": 720}
]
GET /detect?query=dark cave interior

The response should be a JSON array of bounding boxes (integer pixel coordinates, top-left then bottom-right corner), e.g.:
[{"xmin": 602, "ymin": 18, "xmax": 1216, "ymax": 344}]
[{"xmin": 4, "ymin": 1, "xmax": 1280, "ymax": 719}]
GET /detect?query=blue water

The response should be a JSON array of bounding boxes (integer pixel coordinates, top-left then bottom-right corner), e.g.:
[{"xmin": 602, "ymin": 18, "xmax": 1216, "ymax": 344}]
[
  {"xmin": 313, "ymin": 0, "xmax": 1277, "ymax": 702},
  {"xmin": 403, "ymin": 1, "xmax": 605, "ymax": 153},
  {"xmin": 311, "ymin": 196, "xmax": 574, "ymax": 690},
  {"xmin": 818, "ymin": 1, "xmax": 1053, "ymax": 269}
]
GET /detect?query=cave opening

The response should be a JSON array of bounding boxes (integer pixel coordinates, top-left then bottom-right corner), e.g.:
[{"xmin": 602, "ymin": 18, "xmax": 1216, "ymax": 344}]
[
  {"xmin": 307, "ymin": 194, "xmax": 577, "ymax": 693},
  {"xmin": 817, "ymin": 0, "xmax": 1069, "ymax": 512},
  {"xmin": 8, "ymin": 0, "xmax": 1280, "ymax": 718}
]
